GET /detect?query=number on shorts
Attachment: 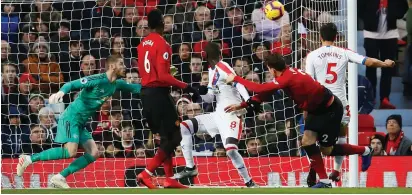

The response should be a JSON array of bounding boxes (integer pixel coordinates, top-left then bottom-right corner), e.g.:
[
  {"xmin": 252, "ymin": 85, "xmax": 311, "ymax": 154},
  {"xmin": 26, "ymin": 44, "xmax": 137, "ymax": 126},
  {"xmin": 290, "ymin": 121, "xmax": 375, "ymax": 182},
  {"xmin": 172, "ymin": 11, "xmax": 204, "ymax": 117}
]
[
  {"xmin": 230, "ymin": 121, "xmax": 237, "ymax": 129},
  {"xmin": 144, "ymin": 51, "xmax": 150, "ymax": 73},
  {"xmin": 321, "ymin": 134, "xmax": 328, "ymax": 143}
]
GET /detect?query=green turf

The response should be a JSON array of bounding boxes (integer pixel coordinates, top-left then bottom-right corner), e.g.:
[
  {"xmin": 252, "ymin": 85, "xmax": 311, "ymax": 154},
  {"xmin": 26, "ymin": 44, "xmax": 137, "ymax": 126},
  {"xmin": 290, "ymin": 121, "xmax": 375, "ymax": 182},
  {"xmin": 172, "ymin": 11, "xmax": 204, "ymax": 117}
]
[{"xmin": 2, "ymin": 188, "xmax": 412, "ymax": 194}]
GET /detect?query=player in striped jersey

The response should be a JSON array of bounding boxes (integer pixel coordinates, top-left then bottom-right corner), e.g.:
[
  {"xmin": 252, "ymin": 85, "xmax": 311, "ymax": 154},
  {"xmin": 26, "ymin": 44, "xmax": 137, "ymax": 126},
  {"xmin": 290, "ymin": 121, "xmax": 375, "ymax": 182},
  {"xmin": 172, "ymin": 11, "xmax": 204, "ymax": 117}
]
[{"xmin": 174, "ymin": 42, "xmax": 259, "ymax": 187}]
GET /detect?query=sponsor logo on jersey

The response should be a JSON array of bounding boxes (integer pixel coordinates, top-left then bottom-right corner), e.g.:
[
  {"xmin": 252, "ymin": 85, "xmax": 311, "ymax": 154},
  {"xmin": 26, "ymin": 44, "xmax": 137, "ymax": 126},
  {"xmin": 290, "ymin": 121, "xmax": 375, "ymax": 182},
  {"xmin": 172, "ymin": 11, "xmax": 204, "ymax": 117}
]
[
  {"xmin": 80, "ymin": 78, "xmax": 88, "ymax": 84},
  {"xmin": 163, "ymin": 52, "xmax": 169, "ymax": 60},
  {"xmin": 143, "ymin": 40, "xmax": 154, "ymax": 46}
]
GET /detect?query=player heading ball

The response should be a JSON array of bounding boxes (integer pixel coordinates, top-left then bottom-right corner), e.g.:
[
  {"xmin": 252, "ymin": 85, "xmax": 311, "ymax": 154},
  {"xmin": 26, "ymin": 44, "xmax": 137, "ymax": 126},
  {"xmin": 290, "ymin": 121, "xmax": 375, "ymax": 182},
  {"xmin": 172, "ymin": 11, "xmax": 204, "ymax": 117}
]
[{"xmin": 225, "ymin": 53, "xmax": 374, "ymax": 188}]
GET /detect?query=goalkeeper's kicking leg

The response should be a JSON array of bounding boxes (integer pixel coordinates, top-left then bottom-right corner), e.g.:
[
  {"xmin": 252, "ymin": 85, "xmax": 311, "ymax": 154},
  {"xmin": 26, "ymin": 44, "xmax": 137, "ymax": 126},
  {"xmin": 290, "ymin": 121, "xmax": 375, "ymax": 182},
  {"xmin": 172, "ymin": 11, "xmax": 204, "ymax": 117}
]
[
  {"xmin": 177, "ymin": 118, "xmax": 258, "ymax": 188},
  {"xmin": 16, "ymin": 140, "xmax": 99, "ymax": 188}
]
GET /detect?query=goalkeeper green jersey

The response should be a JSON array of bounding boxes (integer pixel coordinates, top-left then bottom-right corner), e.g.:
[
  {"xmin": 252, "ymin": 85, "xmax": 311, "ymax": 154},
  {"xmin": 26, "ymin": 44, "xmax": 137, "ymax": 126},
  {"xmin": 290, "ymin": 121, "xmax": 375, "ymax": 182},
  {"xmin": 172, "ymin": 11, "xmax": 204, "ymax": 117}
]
[{"xmin": 59, "ymin": 73, "xmax": 141, "ymax": 124}]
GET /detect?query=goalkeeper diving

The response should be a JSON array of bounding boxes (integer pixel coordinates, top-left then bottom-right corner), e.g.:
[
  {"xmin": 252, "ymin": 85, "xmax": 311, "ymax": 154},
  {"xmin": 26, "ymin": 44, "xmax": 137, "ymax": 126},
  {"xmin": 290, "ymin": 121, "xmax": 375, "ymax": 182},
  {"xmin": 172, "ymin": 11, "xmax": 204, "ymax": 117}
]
[{"xmin": 16, "ymin": 55, "xmax": 141, "ymax": 188}]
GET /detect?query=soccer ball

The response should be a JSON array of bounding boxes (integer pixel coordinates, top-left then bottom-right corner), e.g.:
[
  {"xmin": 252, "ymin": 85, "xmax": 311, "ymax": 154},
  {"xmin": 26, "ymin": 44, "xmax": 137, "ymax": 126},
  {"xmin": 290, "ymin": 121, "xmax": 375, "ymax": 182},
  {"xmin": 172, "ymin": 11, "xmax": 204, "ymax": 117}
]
[{"xmin": 264, "ymin": 0, "xmax": 285, "ymax": 21}]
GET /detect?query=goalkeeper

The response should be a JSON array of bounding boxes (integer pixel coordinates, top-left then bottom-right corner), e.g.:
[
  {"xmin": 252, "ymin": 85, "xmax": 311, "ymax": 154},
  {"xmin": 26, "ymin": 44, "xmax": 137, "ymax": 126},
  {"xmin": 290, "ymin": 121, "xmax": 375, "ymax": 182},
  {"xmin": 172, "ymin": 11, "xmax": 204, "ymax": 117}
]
[{"xmin": 16, "ymin": 55, "xmax": 141, "ymax": 188}]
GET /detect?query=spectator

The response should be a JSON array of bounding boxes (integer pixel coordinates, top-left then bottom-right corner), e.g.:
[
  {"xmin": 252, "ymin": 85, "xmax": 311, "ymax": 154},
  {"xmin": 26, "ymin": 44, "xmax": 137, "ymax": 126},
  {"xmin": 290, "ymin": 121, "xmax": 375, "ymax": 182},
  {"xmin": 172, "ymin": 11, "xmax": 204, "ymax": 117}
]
[
  {"xmin": 1, "ymin": 4, "xmax": 19, "ymax": 43},
  {"xmin": 1, "ymin": 61, "xmax": 18, "ymax": 95},
  {"xmin": 21, "ymin": 124, "xmax": 53, "ymax": 154},
  {"xmin": 251, "ymin": 41, "xmax": 271, "ymax": 78},
  {"xmin": 232, "ymin": 20, "xmax": 263, "ymax": 58},
  {"xmin": 192, "ymin": 22, "xmax": 230, "ymax": 58},
  {"xmin": 167, "ymin": 0, "xmax": 197, "ymax": 26},
  {"xmin": 125, "ymin": 68, "xmax": 141, "ymax": 84},
  {"xmin": 119, "ymin": 5, "xmax": 139, "ymax": 37},
  {"xmin": 370, "ymin": 134, "xmax": 387, "ymax": 156},
  {"xmin": 95, "ymin": 139, "xmax": 106, "ymax": 158},
  {"xmin": 80, "ymin": 55, "xmax": 98, "ymax": 77},
  {"xmin": 221, "ymin": 7, "xmax": 244, "ymax": 44},
  {"xmin": 358, "ymin": 74, "xmax": 375, "ymax": 114},
  {"xmin": 27, "ymin": 94, "xmax": 45, "ymax": 124},
  {"xmin": 29, "ymin": 0, "xmax": 62, "ymax": 32},
  {"xmin": 176, "ymin": 97, "xmax": 191, "ymax": 120},
  {"xmin": 16, "ymin": 24, "xmax": 38, "ymax": 63},
  {"xmin": 1, "ymin": 40, "xmax": 18, "ymax": 67},
  {"xmin": 92, "ymin": 97, "xmax": 112, "ymax": 137},
  {"xmin": 59, "ymin": 39, "xmax": 84, "ymax": 83},
  {"xmin": 49, "ymin": 20, "xmax": 71, "ymax": 61},
  {"xmin": 22, "ymin": 39, "xmax": 64, "ymax": 94},
  {"xmin": 214, "ymin": 0, "xmax": 234, "ymax": 27},
  {"xmin": 359, "ymin": 0, "xmax": 408, "ymax": 109},
  {"xmin": 384, "ymin": 115, "xmax": 412, "ymax": 156},
  {"xmin": 244, "ymin": 137, "xmax": 264, "ymax": 157},
  {"xmin": 108, "ymin": 35, "xmax": 137, "ymax": 70},
  {"xmin": 163, "ymin": 15, "xmax": 182, "ymax": 46},
  {"xmin": 135, "ymin": 18, "xmax": 150, "ymax": 38},
  {"xmin": 106, "ymin": 121, "xmax": 139, "ymax": 157},
  {"xmin": 102, "ymin": 106, "xmax": 124, "ymax": 145},
  {"xmin": 89, "ymin": 27, "xmax": 111, "ymax": 60},
  {"xmin": 89, "ymin": 0, "xmax": 109, "ymax": 29},
  {"xmin": 102, "ymin": 0, "xmax": 124, "ymax": 34},
  {"xmin": 233, "ymin": 57, "xmax": 252, "ymax": 77},
  {"xmin": 244, "ymin": 71, "xmax": 261, "ymax": 84},
  {"xmin": 213, "ymin": 146, "xmax": 226, "ymax": 157},
  {"xmin": 175, "ymin": 146, "xmax": 183, "ymax": 157},
  {"xmin": 135, "ymin": 146, "xmax": 147, "ymax": 158},
  {"xmin": 173, "ymin": 43, "xmax": 192, "ymax": 77},
  {"xmin": 182, "ymin": 6, "xmax": 211, "ymax": 43},
  {"xmin": 38, "ymin": 107, "xmax": 57, "ymax": 141},
  {"xmin": 185, "ymin": 102, "xmax": 203, "ymax": 119},
  {"xmin": 200, "ymin": 72, "xmax": 208, "ymax": 86},
  {"xmin": 182, "ymin": 55, "xmax": 203, "ymax": 85},
  {"xmin": 19, "ymin": 73, "xmax": 38, "ymax": 96},
  {"xmin": 1, "ymin": 106, "xmax": 29, "ymax": 158}
]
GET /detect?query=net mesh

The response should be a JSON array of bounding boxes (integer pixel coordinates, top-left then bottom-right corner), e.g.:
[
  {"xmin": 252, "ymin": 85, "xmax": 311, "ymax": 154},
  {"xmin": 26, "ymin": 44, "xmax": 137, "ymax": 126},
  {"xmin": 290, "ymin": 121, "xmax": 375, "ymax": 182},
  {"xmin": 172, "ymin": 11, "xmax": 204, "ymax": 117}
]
[{"xmin": 1, "ymin": 0, "xmax": 350, "ymax": 188}]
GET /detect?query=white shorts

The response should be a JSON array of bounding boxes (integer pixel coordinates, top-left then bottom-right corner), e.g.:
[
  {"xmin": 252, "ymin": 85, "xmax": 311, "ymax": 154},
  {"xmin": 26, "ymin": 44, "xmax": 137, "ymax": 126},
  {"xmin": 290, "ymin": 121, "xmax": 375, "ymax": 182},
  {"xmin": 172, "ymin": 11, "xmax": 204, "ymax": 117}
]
[
  {"xmin": 341, "ymin": 105, "xmax": 350, "ymax": 125},
  {"xmin": 194, "ymin": 112, "xmax": 243, "ymax": 147}
]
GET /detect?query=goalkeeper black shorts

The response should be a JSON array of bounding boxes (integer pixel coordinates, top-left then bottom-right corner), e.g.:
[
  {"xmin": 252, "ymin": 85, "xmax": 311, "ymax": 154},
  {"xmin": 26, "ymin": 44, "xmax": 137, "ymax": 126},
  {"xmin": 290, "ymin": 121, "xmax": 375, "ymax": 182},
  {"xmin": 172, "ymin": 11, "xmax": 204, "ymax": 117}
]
[
  {"xmin": 305, "ymin": 95, "xmax": 344, "ymax": 147},
  {"xmin": 140, "ymin": 87, "xmax": 180, "ymax": 136}
]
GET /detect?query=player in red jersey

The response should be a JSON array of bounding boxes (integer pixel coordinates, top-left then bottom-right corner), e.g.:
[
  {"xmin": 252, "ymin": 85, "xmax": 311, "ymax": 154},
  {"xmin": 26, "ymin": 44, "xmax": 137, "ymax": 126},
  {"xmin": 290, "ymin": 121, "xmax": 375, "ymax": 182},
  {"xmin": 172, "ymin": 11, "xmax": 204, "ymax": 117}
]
[
  {"xmin": 225, "ymin": 53, "xmax": 374, "ymax": 188},
  {"xmin": 136, "ymin": 9, "xmax": 198, "ymax": 189}
]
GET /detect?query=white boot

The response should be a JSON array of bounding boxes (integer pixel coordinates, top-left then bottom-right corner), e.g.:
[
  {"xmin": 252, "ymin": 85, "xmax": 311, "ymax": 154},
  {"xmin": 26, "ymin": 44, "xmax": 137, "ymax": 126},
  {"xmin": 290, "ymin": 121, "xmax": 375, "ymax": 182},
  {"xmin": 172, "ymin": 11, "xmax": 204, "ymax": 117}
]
[
  {"xmin": 16, "ymin": 155, "xmax": 32, "ymax": 177},
  {"xmin": 50, "ymin": 174, "xmax": 70, "ymax": 189}
]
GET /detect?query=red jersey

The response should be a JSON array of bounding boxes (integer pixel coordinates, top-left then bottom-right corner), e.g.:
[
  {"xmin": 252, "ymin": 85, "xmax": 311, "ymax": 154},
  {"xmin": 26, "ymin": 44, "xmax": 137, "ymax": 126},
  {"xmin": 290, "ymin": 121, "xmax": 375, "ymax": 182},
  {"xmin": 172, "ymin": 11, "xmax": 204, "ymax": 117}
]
[
  {"xmin": 234, "ymin": 67, "xmax": 329, "ymax": 112},
  {"xmin": 137, "ymin": 32, "xmax": 187, "ymax": 89}
]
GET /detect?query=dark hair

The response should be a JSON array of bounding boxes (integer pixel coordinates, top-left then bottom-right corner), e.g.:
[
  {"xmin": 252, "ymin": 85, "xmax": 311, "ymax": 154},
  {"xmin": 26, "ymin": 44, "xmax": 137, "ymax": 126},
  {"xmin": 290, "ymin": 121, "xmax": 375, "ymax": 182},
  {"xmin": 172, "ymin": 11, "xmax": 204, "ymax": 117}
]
[
  {"xmin": 69, "ymin": 39, "xmax": 81, "ymax": 47},
  {"xmin": 265, "ymin": 53, "xmax": 286, "ymax": 71},
  {"xmin": 370, "ymin": 134, "xmax": 385, "ymax": 145},
  {"xmin": 320, "ymin": 23, "xmax": 338, "ymax": 42},
  {"xmin": 204, "ymin": 42, "xmax": 220, "ymax": 61},
  {"xmin": 110, "ymin": 105, "xmax": 123, "ymax": 116},
  {"xmin": 121, "ymin": 121, "xmax": 134, "ymax": 130},
  {"xmin": 147, "ymin": 9, "xmax": 164, "ymax": 30},
  {"xmin": 204, "ymin": 21, "xmax": 215, "ymax": 29},
  {"xmin": 1, "ymin": 61, "xmax": 17, "ymax": 73},
  {"xmin": 235, "ymin": 57, "xmax": 251, "ymax": 65},
  {"xmin": 127, "ymin": 68, "xmax": 139, "ymax": 74}
]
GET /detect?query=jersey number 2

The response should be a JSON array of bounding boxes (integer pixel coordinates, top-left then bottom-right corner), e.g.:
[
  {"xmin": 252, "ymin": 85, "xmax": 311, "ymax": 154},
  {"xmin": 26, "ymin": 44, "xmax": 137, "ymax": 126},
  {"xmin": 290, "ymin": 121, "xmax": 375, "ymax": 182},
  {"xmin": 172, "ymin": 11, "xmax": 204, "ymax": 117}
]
[
  {"xmin": 144, "ymin": 51, "xmax": 150, "ymax": 73},
  {"xmin": 326, "ymin": 63, "xmax": 337, "ymax": 84}
]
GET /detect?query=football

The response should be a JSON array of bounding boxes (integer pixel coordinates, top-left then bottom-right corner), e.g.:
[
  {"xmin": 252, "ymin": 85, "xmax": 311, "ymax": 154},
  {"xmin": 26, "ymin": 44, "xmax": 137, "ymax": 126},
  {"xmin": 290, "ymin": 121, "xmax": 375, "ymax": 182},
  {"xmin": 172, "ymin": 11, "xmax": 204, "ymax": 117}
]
[{"xmin": 264, "ymin": 0, "xmax": 285, "ymax": 21}]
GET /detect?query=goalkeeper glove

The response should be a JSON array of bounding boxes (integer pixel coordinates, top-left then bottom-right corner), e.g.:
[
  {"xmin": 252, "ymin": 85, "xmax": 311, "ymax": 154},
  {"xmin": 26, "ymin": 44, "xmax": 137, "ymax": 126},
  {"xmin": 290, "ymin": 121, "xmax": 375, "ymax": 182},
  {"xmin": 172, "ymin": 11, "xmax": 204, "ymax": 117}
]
[{"xmin": 48, "ymin": 91, "xmax": 65, "ymax": 104}]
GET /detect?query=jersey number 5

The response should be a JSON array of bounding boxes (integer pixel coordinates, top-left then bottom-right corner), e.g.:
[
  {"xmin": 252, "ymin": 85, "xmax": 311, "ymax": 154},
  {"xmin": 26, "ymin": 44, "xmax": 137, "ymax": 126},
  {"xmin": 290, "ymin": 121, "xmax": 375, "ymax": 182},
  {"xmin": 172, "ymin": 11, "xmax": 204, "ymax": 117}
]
[
  {"xmin": 144, "ymin": 51, "xmax": 150, "ymax": 73},
  {"xmin": 326, "ymin": 63, "xmax": 337, "ymax": 84}
]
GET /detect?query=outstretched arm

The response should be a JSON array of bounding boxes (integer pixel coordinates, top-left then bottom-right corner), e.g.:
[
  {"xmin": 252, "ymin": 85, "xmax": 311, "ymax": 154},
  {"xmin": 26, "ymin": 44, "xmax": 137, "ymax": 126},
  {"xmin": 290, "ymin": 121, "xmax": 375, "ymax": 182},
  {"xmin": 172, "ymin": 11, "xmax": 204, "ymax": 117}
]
[
  {"xmin": 60, "ymin": 76, "xmax": 100, "ymax": 94},
  {"xmin": 116, "ymin": 79, "xmax": 141, "ymax": 94},
  {"xmin": 232, "ymin": 75, "xmax": 281, "ymax": 93}
]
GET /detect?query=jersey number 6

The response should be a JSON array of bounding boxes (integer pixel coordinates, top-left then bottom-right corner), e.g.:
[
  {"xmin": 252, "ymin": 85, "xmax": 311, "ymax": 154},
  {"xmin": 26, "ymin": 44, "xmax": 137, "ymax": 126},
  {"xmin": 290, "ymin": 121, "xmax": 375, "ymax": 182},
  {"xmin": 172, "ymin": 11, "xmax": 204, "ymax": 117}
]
[
  {"xmin": 326, "ymin": 63, "xmax": 337, "ymax": 84},
  {"xmin": 144, "ymin": 51, "xmax": 150, "ymax": 73}
]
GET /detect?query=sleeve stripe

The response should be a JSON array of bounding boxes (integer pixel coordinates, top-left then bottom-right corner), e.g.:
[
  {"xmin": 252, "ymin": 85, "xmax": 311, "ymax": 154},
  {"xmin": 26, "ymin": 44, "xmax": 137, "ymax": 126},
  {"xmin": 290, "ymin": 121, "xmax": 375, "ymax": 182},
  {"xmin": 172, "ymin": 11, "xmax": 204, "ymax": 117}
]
[
  {"xmin": 361, "ymin": 57, "xmax": 367, "ymax": 65},
  {"xmin": 216, "ymin": 62, "xmax": 234, "ymax": 75}
]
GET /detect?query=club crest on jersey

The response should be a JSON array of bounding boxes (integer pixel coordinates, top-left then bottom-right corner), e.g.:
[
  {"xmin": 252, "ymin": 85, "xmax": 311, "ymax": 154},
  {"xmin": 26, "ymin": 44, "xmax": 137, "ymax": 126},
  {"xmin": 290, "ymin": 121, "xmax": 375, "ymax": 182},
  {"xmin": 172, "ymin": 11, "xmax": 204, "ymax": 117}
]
[
  {"xmin": 163, "ymin": 52, "xmax": 169, "ymax": 60},
  {"xmin": 80, "ymin": 78, "xmax": 88, "ymax": 84}
]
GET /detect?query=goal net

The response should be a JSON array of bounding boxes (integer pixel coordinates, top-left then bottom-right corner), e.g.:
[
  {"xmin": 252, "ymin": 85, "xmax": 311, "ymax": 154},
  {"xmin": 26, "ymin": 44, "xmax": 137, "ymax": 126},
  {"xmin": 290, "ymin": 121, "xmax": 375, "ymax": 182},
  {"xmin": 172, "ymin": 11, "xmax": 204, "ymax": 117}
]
[{"xmin": 1, "ymin": 0, "xmax": 351, "ymax": 188}]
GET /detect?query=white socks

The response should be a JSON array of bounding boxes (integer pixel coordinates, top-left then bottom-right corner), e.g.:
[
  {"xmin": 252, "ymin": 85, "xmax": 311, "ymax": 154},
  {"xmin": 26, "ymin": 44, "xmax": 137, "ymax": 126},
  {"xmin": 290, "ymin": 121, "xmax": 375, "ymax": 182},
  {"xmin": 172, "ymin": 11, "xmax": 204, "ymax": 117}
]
[
  {"xmin": 226, "ymin": 149, "xmax": 251, "ymax": 183},
  {"xmin": 333, "ymin": 137, "xmax": 346, "ymax": 171},
  {"xmin": 180, "ymin": 121, "xmax": 195, "ymax": 168}
]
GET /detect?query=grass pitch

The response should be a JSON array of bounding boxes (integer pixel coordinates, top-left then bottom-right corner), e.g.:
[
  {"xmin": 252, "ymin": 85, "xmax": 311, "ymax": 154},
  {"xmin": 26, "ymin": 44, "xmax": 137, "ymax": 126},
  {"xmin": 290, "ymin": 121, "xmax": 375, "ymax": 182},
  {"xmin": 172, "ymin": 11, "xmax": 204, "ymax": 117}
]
[{"xmin": 2, "ymin": 188, "xmax": 412, "ymax": 194}]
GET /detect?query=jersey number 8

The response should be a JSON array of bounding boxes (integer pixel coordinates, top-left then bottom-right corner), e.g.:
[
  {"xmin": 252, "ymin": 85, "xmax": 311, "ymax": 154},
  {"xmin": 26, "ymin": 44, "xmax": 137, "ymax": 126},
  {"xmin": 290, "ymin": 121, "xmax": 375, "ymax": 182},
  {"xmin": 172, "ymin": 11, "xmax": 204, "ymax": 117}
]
[{"xmin": 144, "ymin": 51, "xmax": 150, "ymax": 73}]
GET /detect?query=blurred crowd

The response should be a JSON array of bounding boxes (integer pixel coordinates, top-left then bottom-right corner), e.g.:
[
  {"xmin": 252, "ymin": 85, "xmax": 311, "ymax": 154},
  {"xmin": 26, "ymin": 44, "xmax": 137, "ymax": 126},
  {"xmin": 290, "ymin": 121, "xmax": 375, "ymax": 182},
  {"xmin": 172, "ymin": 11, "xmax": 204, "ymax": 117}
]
[{"xmin": 1, "ymin": 0, "xmax": 411, "ymax": 159}]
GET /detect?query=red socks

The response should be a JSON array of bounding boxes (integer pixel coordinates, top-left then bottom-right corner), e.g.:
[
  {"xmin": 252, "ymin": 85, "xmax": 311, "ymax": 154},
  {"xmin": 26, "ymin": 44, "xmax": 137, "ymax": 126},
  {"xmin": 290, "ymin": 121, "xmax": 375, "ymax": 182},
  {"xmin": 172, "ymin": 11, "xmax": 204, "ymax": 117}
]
[
  {"xmin": 163, "ymin": 157, "xmax": 174, "ymax": 178},
  {"xmin": 146, "ymin": 148, "xmax": 168, "ymax": 173},
  {"xmin": 330, "ymin": 144, "xmax": 366, "ymax": 156},
  {"xmin": 303, "ymin": 144, "xmax": 328, "ymax": 180}
]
